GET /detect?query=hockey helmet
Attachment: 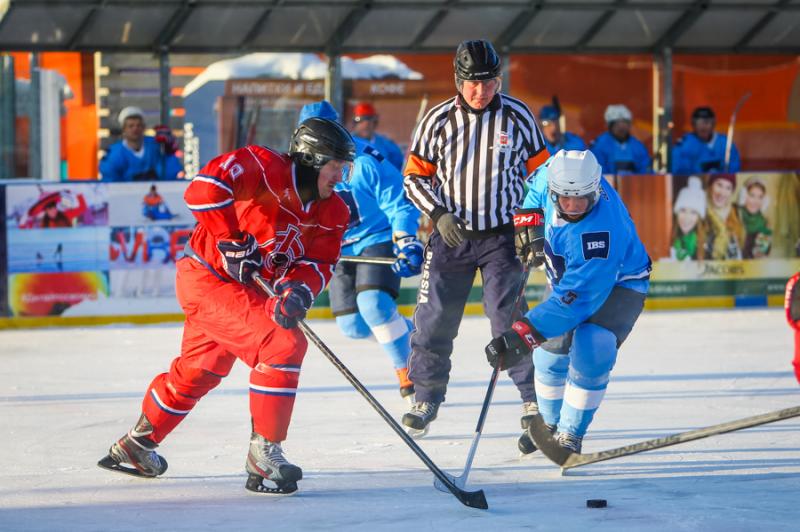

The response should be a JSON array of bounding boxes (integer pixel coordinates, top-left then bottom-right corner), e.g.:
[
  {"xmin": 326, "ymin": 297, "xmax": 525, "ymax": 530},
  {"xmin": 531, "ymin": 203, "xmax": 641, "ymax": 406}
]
[
  {"xmin": 604, "ymin": 104, "xmax": 632, "ymax": 125},
  {"xmin": 539, "ymin": 105, "xmax": 561, "ymax": 124},
  {"xmin": 289, "ymin": 117, "xmax": 355, "ymax": 168},
  {"xmin": 454, "ymin": 40, "xmax": 501, "ymax": 81},
  {"xmin": 548, "ymin": 150, "xmax": 602, "ymax": 218},
  {"xmin": 118, "ymin": 106, "xmax": 145, "ymax": 127},
  {"xmin": 691, "ymin": 106, "xmax": 715, "ymax": 121}
]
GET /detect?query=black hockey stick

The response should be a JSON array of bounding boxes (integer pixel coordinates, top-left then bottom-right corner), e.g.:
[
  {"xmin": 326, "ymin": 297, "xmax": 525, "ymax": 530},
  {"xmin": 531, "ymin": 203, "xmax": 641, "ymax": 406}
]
[
  {"xmin": 339, "ymin": 255, "xmax": 396, "ymax": 265},
  {"xmin": 528, "ymin": 405, "xmax": 800, "ymax": 474},
  {"xmin": 251, "ymin": 273, "xmax": 488, "ymax": 510},
  {"xmin": 434, "ymin": 260, "xmax": 533, "ymax": 493}
]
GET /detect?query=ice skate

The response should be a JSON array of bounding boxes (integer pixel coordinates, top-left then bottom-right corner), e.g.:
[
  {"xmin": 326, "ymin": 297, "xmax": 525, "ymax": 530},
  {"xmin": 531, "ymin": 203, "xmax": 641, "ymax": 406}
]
[
  {"xmin": 556, "ymin": 431, "xmax": 583, "ymax": 454},
  {"xmin": 518, "ymin": 403, "xmax": 556, "ymax": 455},
  {"xmin": 396, "ymin": 368, "xmax": 415, "ymax": 404},
  {"xmin": 98, "ymin": 413, "xmax": 168, "ymax": 478},
  {"xmin": 401, "ymin": 401, "xmax": 439, "ymax": 439},
  {"xmin": 245, "ymin": 432, "xmax": 303, "ymax": 495}
]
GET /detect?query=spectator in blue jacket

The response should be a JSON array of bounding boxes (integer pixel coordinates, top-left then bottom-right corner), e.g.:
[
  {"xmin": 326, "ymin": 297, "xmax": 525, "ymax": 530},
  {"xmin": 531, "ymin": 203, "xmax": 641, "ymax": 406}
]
[
  {"xmin": 351, "ymin": 102, "xmax": 405, "ymax": 171},
  {"xmin": 590, "ymin": 104, "xmax": 651, "ymax": 175},
  {"xmin": 539, "ymin": 105, "xmax": 586, "ymax": 155},
  {"xmin": 100, "ymin": 106, "xmax": 184, "ymax": 181},
  {"xmin": 671, "ymin": 106, "xmax": 741, "ymax": 175}
]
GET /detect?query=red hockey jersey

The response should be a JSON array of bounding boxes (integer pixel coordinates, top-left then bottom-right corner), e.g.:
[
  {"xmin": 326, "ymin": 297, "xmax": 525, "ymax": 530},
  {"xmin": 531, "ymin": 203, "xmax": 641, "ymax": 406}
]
[{"xmin": 184, "ymin": 144, "xmax": 349, "ymax": 297}]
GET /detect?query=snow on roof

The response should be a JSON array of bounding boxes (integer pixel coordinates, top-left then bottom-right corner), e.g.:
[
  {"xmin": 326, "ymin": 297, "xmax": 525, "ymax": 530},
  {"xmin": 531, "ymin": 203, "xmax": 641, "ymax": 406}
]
[{"xmin": 182, "ymin": 52, "xmax": 422, "ymax": 97}]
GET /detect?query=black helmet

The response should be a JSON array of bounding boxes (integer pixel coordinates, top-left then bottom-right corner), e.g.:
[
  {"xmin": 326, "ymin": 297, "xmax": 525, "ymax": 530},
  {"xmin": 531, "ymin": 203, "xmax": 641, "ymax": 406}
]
[
  {"xmin": 692, "ymin": 106, "xmax": 715, "ymax": 121},
  {"xmin": 289, "ymin": 117, "xmax": 356, "ymax": 169},
  {"xmin": 454, "ymin": 39, "xmax": 501, "ymax": 81}
]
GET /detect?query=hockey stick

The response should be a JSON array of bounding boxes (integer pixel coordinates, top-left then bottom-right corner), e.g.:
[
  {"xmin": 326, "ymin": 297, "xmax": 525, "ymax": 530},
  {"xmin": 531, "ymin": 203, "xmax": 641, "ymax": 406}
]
[
  {"xmin": 339, "ymin": 255, "xmax": 396, "ymax": 265},
  {"xmin": 527, "ymin": 405, "xmax": 800, "ymax": 474},
  {"xmin": 251, "ymin": 273, "xmax": 488, "ymax": 510},
  {"xmin": 724, "ymin": 91, "xmax": 751, "ymax": 171},
  {"xmin": 434, "ymin": 260, "xmax": 533, "ymax": 493}
]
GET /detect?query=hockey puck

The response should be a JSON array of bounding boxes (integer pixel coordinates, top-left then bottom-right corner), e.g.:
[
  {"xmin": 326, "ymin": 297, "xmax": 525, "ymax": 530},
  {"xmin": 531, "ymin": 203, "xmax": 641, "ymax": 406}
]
[{"xmin": 586, "ymin": 499, "xmax": 607, "ymax": 508}]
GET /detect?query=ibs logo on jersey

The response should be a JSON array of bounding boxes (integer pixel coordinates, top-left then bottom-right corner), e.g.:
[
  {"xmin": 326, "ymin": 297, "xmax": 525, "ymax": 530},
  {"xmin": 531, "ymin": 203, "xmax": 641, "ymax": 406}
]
[
  {"xmin": 581, "ymin": 231, "xmax": 610, "ymax": 260},
  {"xmin": 494, "ymin": 131, "xmax": 512, "ymax": 153}
]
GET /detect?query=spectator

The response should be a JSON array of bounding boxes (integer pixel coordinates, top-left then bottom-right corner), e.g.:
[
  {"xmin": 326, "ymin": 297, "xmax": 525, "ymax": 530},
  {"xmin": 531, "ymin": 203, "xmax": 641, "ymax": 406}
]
[
  {"xmin": 351, "ymin": 102, "xmax": 405, "ymax": 171},
  {"xmin": 100, "ymin": 106, "xmax": 184, "ymax": 181},
  {"xmin": 539, "ymin": 105, "xmax": 586, "ymax": 155},
  {"xmin": 590, "ymin": 104, "xmax": 651, "ymax": 175},
  {"xmin": 671, "ymin": 106, "xmax": 741, "ymax": 175}
]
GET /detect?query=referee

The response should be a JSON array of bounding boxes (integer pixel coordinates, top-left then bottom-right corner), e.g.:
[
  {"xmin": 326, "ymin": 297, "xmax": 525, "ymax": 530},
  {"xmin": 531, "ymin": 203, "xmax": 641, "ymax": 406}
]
[{"xmin": 401, "ymin": 39, "xmax": 549, "ymax": 443}]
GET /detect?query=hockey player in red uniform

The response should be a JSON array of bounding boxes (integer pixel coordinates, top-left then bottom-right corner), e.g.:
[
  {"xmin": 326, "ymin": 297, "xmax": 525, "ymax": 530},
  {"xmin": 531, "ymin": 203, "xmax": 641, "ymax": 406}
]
[
  {"xmin": 786, "ymin": 272, "xmax": 800, "ymax": 385},
  {"xmin": 98, "ymin": 117, "xmax": 355, "ymax": 494}
]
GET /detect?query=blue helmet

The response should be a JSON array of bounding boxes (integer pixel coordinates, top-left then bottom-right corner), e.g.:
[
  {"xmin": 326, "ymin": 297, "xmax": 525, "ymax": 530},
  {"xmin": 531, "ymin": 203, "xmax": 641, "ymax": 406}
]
[{"xmin": 539, "ymin": 105, "xmax": 560, "ymax": 123}]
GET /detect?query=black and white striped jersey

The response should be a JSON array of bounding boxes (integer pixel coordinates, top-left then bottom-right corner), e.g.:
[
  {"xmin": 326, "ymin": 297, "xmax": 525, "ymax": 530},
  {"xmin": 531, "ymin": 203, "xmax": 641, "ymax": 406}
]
[{"xmin": 404, "ymin": 93, "xmax": 547, "ymax": 232}]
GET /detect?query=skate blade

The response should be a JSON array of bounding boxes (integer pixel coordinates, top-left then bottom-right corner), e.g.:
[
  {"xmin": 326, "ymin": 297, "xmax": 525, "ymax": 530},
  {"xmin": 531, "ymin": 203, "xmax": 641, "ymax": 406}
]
[
  {"xmin": 97, "ymin": 455, "xmax": 166, "ymax": 478},
  {"xmin": 245, "ymin": 473, "xmax": 299, "ymax": 496},
  {"xmin": 405, "ymin": 425, "xmax": 429, "ymax": 439}
]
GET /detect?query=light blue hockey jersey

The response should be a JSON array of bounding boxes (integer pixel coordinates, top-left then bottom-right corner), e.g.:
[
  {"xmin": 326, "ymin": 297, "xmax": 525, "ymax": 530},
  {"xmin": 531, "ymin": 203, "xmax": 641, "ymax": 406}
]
[
  {"xmin": 671, "ymin": 132, "xmax": 740, "ymax": 175},
  {"xmin": 366, "ymin": 133, "xmax": 406, "ymax": 171},
  {"xmin": 336, "ymin": 136, "xmax": 420, "ymax": 256},
  {"xmin": 100, "ymin": 137, "xmax": 183, "ymax": 181},
  {"xmin": 589, "ymin": 132, "xmax": 651, "ymax": 175},
  {"xmin": 522, "ymin": 166, "xmax": 651, "ymax": 339}
]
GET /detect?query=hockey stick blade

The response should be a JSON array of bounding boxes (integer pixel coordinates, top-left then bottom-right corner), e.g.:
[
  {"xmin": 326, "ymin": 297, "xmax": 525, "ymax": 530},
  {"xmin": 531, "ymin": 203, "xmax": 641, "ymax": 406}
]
[
  {"xmin": 252, "ymin": 273, "xmax": 488, "ymax": 510},
  {"xmin": 529, "ymin": 405, "xmax": 800, "ymax": 472}
]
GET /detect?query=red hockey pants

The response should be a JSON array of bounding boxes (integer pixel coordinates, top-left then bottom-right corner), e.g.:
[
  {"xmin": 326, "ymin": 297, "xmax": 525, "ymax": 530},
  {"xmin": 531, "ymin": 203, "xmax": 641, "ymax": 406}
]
[{"xmin": 141, "ymin": 257, "xmax": 308, "ymax": 443}]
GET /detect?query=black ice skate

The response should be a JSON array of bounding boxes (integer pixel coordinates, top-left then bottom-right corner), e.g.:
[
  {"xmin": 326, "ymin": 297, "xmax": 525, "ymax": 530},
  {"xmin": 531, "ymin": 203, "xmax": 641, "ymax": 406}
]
[
  {"xmin": 245, "ymin": 432, "xmax": 303, "ymax": 495},
  {"xmin": 401, "ymin": 401, "xmax": 439, "ymax": 439},
  {"xmin": 98, "ymin": 413, "xmax": 168, "ymax": 478},
  {"xmin": 556, "ymin": 431, "xmax": 583, "ymax": 454}
]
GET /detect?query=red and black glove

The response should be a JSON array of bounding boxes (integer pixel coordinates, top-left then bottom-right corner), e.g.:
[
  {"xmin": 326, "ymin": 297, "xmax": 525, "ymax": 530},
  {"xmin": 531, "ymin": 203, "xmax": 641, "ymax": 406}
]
[
  {"xmin": 485, "ymin": 318, "xmax": 545, "ymax": 370},
  {"xmin": 154, "ymin": 124, "xmax": 178, "ymax": 155},
  {"xmin": 216, "ymin": 232, "xmax": 262, "ymax": 284},
  {"xmin": 270, "ymin": 281, "xmax": 314, "ymax": 329},
  {"xmin": 513, "ymin": 208, "xmax": 545, "ymax": 267}
]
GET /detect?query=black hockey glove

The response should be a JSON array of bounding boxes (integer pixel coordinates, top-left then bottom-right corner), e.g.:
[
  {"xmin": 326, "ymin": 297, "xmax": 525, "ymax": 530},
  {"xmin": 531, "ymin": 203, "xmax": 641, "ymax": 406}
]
[
  {"xmin": 485, "ymin": 318, "xmax": 543, "ymax": 370},
  {"xmin": 270, "ymin": 281, "xmax": 314, "ymax": 329},
  {"xmin": 513, "ymin": 208, "xmax": 545, "ymax": 267},
  {"xmin": 216, "ymin": 232, "xmax": 263, "ymax": 284},
  {"xmin": 432, "ymin": 208, "xmax": 466, "ymax": 248}
]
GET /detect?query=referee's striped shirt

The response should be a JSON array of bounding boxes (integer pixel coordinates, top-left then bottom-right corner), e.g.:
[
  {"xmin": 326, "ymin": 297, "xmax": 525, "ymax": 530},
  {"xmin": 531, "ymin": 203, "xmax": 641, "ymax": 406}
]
[{"xmin": 404, "ymin": 93, "xmax": 548, "ymax": 232}]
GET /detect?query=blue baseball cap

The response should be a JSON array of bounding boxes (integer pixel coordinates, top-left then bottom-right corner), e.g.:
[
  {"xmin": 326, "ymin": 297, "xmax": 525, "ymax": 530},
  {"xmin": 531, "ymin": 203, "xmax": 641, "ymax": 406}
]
[
  {"xmin": 298, "ymin": 100, "xmax": 339, "ymax": 125},
  {"xmin": 539, "ymin": 105, "xmax": 560, "ymax": 123}
]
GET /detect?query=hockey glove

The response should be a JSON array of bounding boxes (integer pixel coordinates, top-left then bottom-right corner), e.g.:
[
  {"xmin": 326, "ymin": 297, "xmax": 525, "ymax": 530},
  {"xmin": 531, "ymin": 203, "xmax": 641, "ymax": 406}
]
[
  {"xmin": 513, "ymin": 208, "xmax": 545, "ymax": 267},
  {"xmin": 391, "ymin": 234, "xmax": 424, "ymax": 278},
  {"xmin": 154, "ymin": 124, "xmax": 179, "ymax": 155},
  {"xmin": 485, "ymin": 318, "xmax": 543, "ymax": 370},
  {"xmin": 270, "ymin": 281, "xmax": 314, "ymax": 329},
  {"xmin": 216, "ymin": 232, "xmax": 263, "ymax": 284},
  {"xmin": 433, "ymin": 209, "xmax": 466, "ymax": 248}
]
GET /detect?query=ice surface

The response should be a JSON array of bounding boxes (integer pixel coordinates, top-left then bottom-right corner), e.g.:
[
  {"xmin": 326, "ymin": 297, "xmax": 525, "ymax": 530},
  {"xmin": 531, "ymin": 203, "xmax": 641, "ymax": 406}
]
[{"xmin": 1, "ymin": 309, "xmax": 799, "ymax": 531}]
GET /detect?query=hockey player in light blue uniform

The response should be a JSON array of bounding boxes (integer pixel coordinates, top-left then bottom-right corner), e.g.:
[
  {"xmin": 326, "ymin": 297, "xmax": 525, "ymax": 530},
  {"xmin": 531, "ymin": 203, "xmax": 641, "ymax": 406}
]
[
  {"xmin": 539, "ymin": 105, "xmax": 586, "ymax": 155},
  {"xmin": 299, "ymin": 101, "xmax": 423, "ymax": 400},
  {"xmin": 671, "ymin": 106, "xmax": 741, "ymax": 175},
  {"xmin": 590, "ymin": 104, "xmax": 651, "ymax": 175},
  {"xmin": 487, "ymin": 150, "xmax": 650, "ymax": 454}
]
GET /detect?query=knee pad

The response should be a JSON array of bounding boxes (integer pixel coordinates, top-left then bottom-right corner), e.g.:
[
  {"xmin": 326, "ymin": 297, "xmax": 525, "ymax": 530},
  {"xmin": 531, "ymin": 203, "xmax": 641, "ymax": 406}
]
[
  {"xmin": 257, "ymin": 326, "xmax": 308, "ymax": 367},
  {"xmin": 356, "ymin": 290, "xmax": 397, "ymax": 326},
  {"xmin": 569, "ymin": 323, "xmax": 617, "ymax": 387},
  {"xmin": 534, "ymin": 348, "xmax": 570, "ymax": 383},
  {"xmin": 336, "ymin": 313, "xmax": 372, "ymax": 339}
]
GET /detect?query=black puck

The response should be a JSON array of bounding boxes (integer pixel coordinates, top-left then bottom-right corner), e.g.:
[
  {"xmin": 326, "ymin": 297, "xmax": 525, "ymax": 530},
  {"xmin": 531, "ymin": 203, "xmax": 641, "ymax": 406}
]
[{"xmin": 586, "ymin": 499, "xmax": 607, "ymax": 508}]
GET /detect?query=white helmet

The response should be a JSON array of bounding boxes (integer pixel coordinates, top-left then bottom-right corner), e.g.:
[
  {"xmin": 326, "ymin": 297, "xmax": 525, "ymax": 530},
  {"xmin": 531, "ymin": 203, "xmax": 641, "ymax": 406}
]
[
  {"xmin": 604, "ymin": 104, "xmax": 632, "ymax": 124},
  {"xmin": 548, "ymin": 150, "xmax": 602, "ymax": 217},
  {"xmin": 118, "ymin": 106, "xmax": 145, "ymax": 127}
]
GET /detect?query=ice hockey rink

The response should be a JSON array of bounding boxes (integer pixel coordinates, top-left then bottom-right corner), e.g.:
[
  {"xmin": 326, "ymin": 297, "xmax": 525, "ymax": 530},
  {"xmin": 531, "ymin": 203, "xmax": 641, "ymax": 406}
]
[{"xmin": 2, "ymin": 308, "xmax": 799, "ymax": 531}]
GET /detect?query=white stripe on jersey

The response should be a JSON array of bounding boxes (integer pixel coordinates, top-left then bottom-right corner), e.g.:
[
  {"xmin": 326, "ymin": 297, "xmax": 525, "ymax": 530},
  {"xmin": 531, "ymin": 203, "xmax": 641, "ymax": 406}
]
[{"xmin": 404, "ymin": 93, "xmax": 545, "ymax": 231}]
